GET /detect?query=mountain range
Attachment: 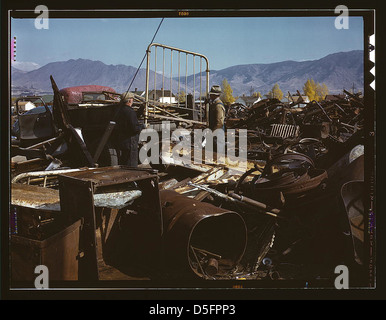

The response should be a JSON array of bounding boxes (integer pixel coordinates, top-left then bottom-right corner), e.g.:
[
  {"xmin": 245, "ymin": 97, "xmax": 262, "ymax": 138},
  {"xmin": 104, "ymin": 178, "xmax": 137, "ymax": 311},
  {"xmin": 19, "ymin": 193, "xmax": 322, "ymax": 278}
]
[{"xmin": 11, "ymin": 50, "xmax": 363, "ymax": 97}]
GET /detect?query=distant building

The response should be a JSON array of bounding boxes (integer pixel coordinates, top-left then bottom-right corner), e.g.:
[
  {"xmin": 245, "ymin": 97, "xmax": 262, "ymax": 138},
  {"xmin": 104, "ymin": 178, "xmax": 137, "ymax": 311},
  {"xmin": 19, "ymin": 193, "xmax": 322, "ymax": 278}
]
[
  {"xmin": 13, "ymin": 101, "xmax": 36, "ymax": 113},
  {"xmin": 148, "ymin": 89, "xmax": 177, "ymax": 104},
  {"xmin": 285, "ymin": 93, "xmax": 310, "ymax": 107},
  {"xmin": 11, "ymin": 84, "xmax": 53, "ymax": 98},
  {"xmin": 132, "ymin": 88, "xmax": 145, "ymax": 97},
  {"xmin": 235, "ymin": 95, "xmax": 262, "ymax": 107},
  {"xmin": 286, "ymin": 93, "xmax": 310, "ymax": 104}
]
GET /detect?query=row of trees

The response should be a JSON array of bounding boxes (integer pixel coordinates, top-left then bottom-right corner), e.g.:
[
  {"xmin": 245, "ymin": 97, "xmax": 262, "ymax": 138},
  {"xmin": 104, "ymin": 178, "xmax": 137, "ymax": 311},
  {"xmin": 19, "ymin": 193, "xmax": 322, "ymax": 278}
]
[
  {"xmin": 265, "ymin": 83, "xmax": 284, "ymax": 101},
  {"xmin": 220, "ymin": 78, "xmax": 329, "ymax": 105},
  {"xmin": 175, "ymin": 78, "xmax": 329, "ymax": 105},
  {"xmin": 303, "ymin": 79, "xmax": 329, "ymax": 102}
]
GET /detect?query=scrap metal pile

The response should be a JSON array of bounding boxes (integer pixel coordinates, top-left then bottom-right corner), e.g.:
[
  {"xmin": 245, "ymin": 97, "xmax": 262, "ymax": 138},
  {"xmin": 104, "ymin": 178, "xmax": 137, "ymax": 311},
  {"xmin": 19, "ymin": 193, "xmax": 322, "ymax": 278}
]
[
  {"xmin": 226, "ymin": 90, "xmax": 364, "ymax": 162},
  {"xmin": 134, "ymin": 90, "xmax": 366, "ymax": 281},
  {"xmin": 215, "ymin": 91, "xmax": 366, "ymax": 281},
  {"xmin": 9, "ymin": 80, "xmax": 367, "ymax": 285}
]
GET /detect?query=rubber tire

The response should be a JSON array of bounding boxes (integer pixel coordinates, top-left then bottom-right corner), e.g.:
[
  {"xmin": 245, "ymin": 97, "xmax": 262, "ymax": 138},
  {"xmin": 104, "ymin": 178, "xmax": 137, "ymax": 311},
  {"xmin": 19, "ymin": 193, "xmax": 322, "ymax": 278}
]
[
  {"xmin": 88, "ymin": 139, "xmax": 119, "ymax": 167},
  {"xmin": 98, "ymin": 145, "xmax": 119, "ymax": 167}
]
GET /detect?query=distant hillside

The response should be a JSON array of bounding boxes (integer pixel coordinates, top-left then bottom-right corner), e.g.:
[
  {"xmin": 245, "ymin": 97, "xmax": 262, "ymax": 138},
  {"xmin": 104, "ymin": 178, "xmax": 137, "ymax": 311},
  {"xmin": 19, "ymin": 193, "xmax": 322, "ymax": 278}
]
[
  {"xmin": 11, "ymin": 66, "xmax": 26, "ymax": 76},
  {"xmin": 12, "ymin": 59, "xmax": 148, "ymax": 93},
  {"xmin": 11, "ymin": 50, "xmax": 363, "ymax": 96},
  {"xmin": 204, "ymin": 50, "xmax": 363, "ymax": 95}
]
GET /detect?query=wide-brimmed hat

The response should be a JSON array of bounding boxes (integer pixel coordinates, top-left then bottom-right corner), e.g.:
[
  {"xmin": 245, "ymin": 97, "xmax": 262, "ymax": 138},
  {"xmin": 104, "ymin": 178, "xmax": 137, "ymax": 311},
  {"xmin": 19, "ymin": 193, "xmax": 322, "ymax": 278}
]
[
  {"xmin": 209, "ymin": 85, "xmax": 222, "ymax": 95},
  {"xmin": 121, "ymin": 91, "xmax": 134, "ymax": 102}
]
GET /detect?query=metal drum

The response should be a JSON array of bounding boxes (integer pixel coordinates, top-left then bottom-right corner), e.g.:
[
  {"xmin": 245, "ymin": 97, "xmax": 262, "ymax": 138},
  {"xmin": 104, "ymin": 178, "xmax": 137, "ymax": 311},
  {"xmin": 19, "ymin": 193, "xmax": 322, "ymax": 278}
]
[{"xmin": 160, "ymin": 190, "xmax": 247, "ymax": 279}]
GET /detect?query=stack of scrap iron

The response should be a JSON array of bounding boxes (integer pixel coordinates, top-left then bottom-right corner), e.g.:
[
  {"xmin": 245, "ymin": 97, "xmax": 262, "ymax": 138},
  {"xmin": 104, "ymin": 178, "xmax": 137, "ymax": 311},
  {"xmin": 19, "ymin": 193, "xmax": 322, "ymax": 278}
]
[
  {"xmin": 214, "ymin": 90, "xmax": 366, "ymax": 281},
  {"xmin": 10, "ymin": 83, "xmax": 367, "ymax": 283},
  {"xmin": 226, "ymin": 92, "xmax": 363, "ymax": 161}
]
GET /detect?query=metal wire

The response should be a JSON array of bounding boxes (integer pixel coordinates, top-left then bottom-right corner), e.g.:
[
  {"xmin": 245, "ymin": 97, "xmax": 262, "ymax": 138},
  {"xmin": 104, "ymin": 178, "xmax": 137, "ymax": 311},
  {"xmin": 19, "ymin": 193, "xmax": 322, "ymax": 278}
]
[
  {"xmin": 193, "ymin": 55, "xmax": 195, "ymax": 108},
  {"xmin": 125, "ymin": 18, "xmax": 164, "ymax": 94}
]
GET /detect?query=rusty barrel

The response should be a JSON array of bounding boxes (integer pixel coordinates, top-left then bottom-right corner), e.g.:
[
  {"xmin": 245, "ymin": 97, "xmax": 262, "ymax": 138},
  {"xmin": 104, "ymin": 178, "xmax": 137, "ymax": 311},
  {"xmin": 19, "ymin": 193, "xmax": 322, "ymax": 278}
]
[{"xmin": 160, "ymin": 190, "xmax": 247, "ymax": 278}]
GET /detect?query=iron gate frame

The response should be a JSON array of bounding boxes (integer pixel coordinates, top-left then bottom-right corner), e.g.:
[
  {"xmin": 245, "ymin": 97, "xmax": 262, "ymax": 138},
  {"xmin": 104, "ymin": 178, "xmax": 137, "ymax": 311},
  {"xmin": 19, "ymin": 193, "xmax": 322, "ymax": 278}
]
[{"xmin": 144, "ymin": 43, "xmax": 210, "ymax": 127}]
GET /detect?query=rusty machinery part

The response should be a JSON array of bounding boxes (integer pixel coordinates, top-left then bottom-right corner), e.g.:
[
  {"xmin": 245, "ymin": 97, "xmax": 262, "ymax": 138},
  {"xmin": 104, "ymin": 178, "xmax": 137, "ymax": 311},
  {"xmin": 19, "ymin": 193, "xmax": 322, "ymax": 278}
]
[
  {"xmin": 234, "ymin": 153, "xmax": 314, "ymax": 193},
  {"xmin": 253, "ymin": 168, "xmax": 328, "ymax": 196},
  {"xmin": 160, "ymin": 190, "xmax": 247, "ymax": 279},
  {"xmin": 261, "ymin": 153, "xmax": 315, "ymax": 175},
  {"xmin": 235, "ymin": 153, "xmax": 327, "ymax": 201},
  {"xmin": 10, "ymin": 205, "xmax": 65, "ymax": 241},
  {"xmin": 283, "ymin": 138, "xmax": 328, "ymax": 161},
  {"xmin": 10, "ymin": 219, "xmax": 83, "ymax": 282},
  {"xmin": 340, "ymin": 180, "xmax": 364, "ymax": 266},
  {"xmin": 205, "ymin": 258, "xmax": 219, "ymax": 276},
  {"xmin": 227, "ymin": 103, "xmax": 249, "ymax": 119},
  {"xmin": 269, "ymin": 123, "xmax": 299, "ymax": 139},
  {"xmin": 188, "ymin": 182, "xmax": 284, "ymax": 220},
  {"xmin": 332, "ymin": 155, "xmax": 365, "ymax": 265},
  {"xmin": 256, "ymin": 153, "xmax": 326, "ymax": 196},
  {"xmin": 234, "ymin": 166, "xmax": 264, "ymax": 193},
  {"xmin": 227, "ymin": 95, "xmax": 364, "ymax": 141}
]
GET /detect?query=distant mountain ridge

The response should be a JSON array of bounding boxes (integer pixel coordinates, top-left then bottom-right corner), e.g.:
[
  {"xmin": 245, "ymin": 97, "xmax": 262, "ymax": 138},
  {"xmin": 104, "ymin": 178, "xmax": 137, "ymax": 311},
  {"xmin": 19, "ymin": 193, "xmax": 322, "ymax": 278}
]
[
  {"xmin": 205, "ymin": 50, "xmax": 363, "ymax": 95},
  {"xmin": 11, "ymin": 50, "xmax": 363, "ymax": 96}
]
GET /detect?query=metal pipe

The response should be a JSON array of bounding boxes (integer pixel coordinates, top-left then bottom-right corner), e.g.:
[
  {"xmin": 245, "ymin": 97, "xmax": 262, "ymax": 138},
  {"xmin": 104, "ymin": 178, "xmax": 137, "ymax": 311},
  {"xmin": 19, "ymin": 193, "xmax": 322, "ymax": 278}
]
[
  {"xmin": 190, "ymin": 245, "xmax": 206, "ymax": 278},
  {"xmin": 185, "ymin": 53, "xmax": 188, "ymax": 104},
  {"xmin": 93, "ymin": 121, "xmax": 116, "ymax": 163},
  {"xmin": 315, "ymin": 101, "xmax": 332, "ymax": 122},
  {"xmin": 17, "ymin": 176, "xmax": 56, "ymax": 185},
  {"xmin": 12, "ymin": 168, "xmax": 85, "ymax": 184},
  {"xmin": 334, "ymin": 103, "xmax": 348, "ymax": 115},
  {"xmin": 178, "ymin": 52, "xmax": 180, "ymax": 108},
  {"xmin": 152, "ymin": 105, "xmax": 183, "ymax": 119},
  {"xmin": 162, "ymin": 47, "xmax": 165, "ymax": 102},
  {"xmin": 25, "ymin": 136, "xmax": 60, "ymax": 150},
  {"xmin": 154, "ymin": 46, "xmax": 157, "ymax": 110},
  {"xmin": 200, "ymin": 58, "xmax": 202, "ymax": 121},
  {"xmin": 188, "ymin": 182, "xmax": 284, "ymax": 219},
  {"xmin": 228, "ymin": 192, "xmax": 282, "ymax": 216},
  {"xmin": 205, "ymin": 258, "xmax": 219, "ymax": 276},
  {"xmin": 191, "ymin": 246, "xmax": 222, "ymax": 259},
  {"xmin": 205, "ymin": 61, "xmax": 209, "ymax": 125},
  {"xmin": 146, "ymin": 113, "xmax": 206, "ymax": 125},
  {"xmin": 193, "ymin": 55, "xmax": 195, "ymax": 108},
  {"xmin": 145, "ymin": 47, "xmax": 151, "ymax": 127},
  {"xmin": 170, "ymin": 50, "xmax": 173, "ymax": 104},
  {"xmin": 340, "ymin": 122, "xmax": 357, "ymax": 129}
]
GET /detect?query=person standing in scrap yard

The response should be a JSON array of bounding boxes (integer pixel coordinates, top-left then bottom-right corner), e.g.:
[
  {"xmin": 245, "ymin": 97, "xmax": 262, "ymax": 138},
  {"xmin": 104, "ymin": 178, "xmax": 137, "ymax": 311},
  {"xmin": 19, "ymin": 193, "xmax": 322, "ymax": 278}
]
[
  {"xmin": 114, "ymin": 91, "xmax": 144, "ymax": 167},
  {"xmin": 208, "ymin": 85, "xmax": 226, "ymax": 131},
  {"xmin": 208, "ymin": 85, "xmax": 226, "ymax": 154}
]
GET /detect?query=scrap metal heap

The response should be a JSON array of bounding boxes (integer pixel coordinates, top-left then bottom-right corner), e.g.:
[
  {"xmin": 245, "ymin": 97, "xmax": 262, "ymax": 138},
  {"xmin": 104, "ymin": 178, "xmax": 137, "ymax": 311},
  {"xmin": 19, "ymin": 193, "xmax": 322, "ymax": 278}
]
[
  {"xmin": 226, "ymin": 90, "xmax": 364, "ymax": 162},
  {"xmin": 10, "ymin": 83, "xmax": 367, "ymax": 285}
]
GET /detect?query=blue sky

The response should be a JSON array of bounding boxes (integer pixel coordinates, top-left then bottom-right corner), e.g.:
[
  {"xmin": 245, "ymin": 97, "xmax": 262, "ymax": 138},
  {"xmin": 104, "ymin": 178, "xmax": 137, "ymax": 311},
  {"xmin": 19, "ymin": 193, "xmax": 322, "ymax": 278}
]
[{"xmin": 11, "ymin": 16, "xmax": 363, "ymax": 71}]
